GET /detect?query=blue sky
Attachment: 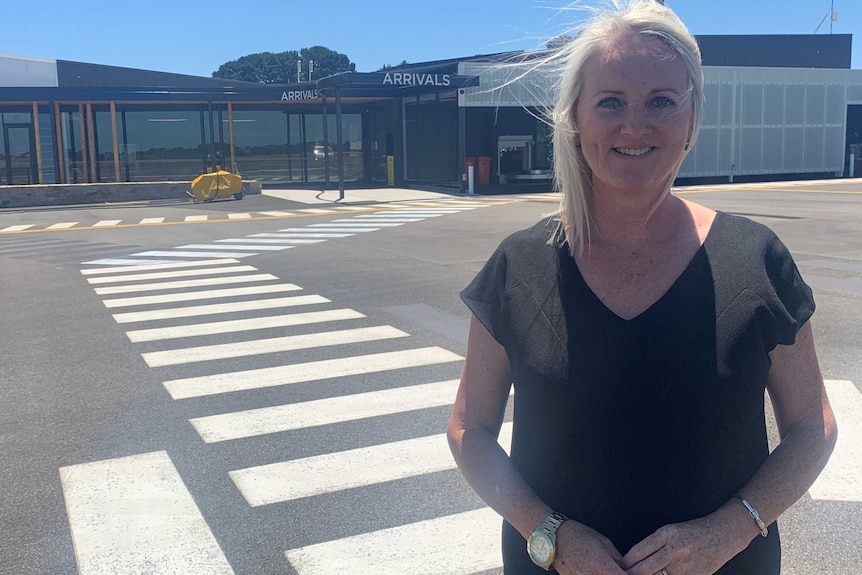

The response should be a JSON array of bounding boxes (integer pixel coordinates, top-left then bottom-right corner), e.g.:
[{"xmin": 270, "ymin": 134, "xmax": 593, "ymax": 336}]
[{"xmin": 4, "ymin": 1, "xmax": 860, "ymax": 76}]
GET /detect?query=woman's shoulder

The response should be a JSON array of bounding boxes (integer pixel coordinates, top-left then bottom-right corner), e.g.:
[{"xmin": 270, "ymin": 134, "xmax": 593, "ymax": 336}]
[
  {"xmin": 710, "ymin": 210, "xmax": 785, "ymax": 253},
  {"xmin": 498, "ymin": 218, "xmax": 559, "ymax": 253}
]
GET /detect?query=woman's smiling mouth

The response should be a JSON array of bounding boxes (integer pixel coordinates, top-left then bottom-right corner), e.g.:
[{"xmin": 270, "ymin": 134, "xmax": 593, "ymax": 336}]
[{"xmin": 614, "ymin": 147, "xmax": 654, "ymax": 157}]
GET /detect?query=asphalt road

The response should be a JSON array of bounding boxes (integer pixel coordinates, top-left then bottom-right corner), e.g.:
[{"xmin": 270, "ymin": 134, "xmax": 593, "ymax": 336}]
[{"xmin": 0, "ymin": 182, "xmax": 860, "ymax": 574}]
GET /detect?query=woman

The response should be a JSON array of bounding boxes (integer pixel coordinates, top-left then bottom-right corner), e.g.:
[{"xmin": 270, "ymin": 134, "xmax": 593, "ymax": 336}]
[{"xmin": 446, "ymin": 2, "xmax": 837, "ymax": 574}]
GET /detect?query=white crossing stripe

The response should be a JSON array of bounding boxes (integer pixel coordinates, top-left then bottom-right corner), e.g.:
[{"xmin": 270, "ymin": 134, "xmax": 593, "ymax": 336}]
[
  {"xmin": 342, "ymin": 218, "xmax": 424, "ymax": 223},
  {"xmin": 176, "ymin": 244, "xmax": 293, "ymax": 251},
  {"xmin": 131, "ymin": 250, "xmax": 263, "ymax": 258},
  {"xmin": 809, "ymin": 380, "xmax": 862, "ymax": 502},
  {"xmin": 112, "ymin": 294, "xmax": 329, "ymax": 323},
  {"xmin": 81, "ymin": 259, "xmax": 240, "ymax": 275},
  {"xmin": 191, "ymin": 379, "xmax": 463, "ymax": 443},
  {"xmin": 103, "ymin": 283, "xmax": 302, "ymax": 308},
  {"xmin": 92, "ymin": 220, "xmax": 122, "ymax": 227},
  {"xmin": 185, "ymin": 215, "xmax": 208, "ymax": 222},
  {"xmin": 250, "ymin": 232, "xmax": 354, "ymax": 238},
  {"xmin": 298, "ymin": 208, "xmax": 337, "ymax": 214},
  {"xmin": 129, "ymin": 308, "xmax": 365, "ymax": 343},
  {"xmin": 232, "ymin": 423, "xmax": 511, "ymax": 506},
  {"xmin": 358, "ymin": 212, "xmax": 446, "ymax": 217},
  {"xmin": 215, "ymin": 238, "xmax": 327, "ymax": 244},
  {"xmin": 143, "ymin": 324, "xmax": 402, "ymax": 367},
  {"xmin": 333, "ymin": 206, "xmax": 372, "ymax": 211},
  {"xmin": 396, "ymin": 201, "xmax": 453, "ymax": 206},
  {"xmin": 259, "ymin": 211, "xmax": 295, "ymax": 216},
  {"xmin": 163, "ymin": 346, "xmax": 462, "ymax": 399},
  {"xmin": 60, "ymin": 451, "xmax": 235, "ymax": 575},
  {"xmin": 93, "ymin": 273, "xmax": 278, "ymax": 295},
  {"xmin": 139, "ymin": 217, "xmax": 166, "ymax": 224},
  {"xmin": 1, "ymin": 224, "xmax": 35, "ymax": 232},
  {"xmin": 388, "ymin": 210, "xmax": 471, "ymax": 214},
  {"xmin": 216, "ymin": 238, "xmax": 326, "ymax": 245},
  {"xmin": 285, "ymin": 508, "xmax": 502, "ymax": 574},
  {"xmin": 228, "ymin": 213, "xmax": 252, "ymax": 219},
  {"xmin": 281, "ymin": 227, "xmax": 378, "ymax": 233},
  {"xmin": 314, "ymin": 222, "xmax": 402, "ymax": 227},
  {"xmin": 82, "ymin": 258, "xmax": 188, "ymax": 266},
  {"xmin": 86, "ymin": 265, "xmax": 257, "ymax": 284},
  {"xmin": 47, "ymin": 222, "xmax": 79, "ymax": 229}
]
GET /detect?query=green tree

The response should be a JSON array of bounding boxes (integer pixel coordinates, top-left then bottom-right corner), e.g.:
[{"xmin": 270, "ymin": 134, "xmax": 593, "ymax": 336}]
[
  {"xmin": 212, "ymin": 46, "xmax": 355, "ymax": 84},
  {"xmin": 378, "ymin": 60, "xmax": 409, "ymax": 71}
]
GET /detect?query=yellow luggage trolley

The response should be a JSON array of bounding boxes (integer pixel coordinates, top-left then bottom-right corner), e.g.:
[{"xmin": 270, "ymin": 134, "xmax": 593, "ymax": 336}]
[{"xmin": 187, "ymin": 170, "xmax": 244, "ymax": 203}]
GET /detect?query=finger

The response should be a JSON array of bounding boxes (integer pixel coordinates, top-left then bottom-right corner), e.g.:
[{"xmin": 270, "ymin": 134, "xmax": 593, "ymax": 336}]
[
  {"xmin": 603, "ymin": 539, "xmax": 624, "ymax": 563},
  {"xmin": 622, "ymin": 553, "xmax": 669, "ymax": 575},
  {"xmin": 620, "ymin": 535, "xmax": 665, "ymax": 570}
]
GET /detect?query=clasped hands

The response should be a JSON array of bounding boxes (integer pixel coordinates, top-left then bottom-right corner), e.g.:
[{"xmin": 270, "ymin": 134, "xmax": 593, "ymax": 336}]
[{"xmin": 550, "ymin": 515, "xmax": 740, "ymax": 575}]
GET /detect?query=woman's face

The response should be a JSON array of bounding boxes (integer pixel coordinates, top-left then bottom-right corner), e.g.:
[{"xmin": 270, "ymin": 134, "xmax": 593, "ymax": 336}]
[{"xmin": 575, "ymin": 34, "xmax": 693, "ymax": 198}]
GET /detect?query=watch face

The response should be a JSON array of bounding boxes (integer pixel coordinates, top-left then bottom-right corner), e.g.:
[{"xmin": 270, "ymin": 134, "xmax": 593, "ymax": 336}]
[{"xmin": 529, "ymin": 532, "xmax": 553, "ymax": 564}]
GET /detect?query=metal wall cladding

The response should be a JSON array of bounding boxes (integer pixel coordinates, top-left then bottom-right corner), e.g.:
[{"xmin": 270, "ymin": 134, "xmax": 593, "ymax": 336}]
[
  {"xmin": 696, "ymin": 34, "xmax": 852, "ymax": 70},
  {"xmin": 459, "ymin": 61, "xmax": 558, "ymax": 108},
  {"xmin": 683, "ymin": 67, "xmax": 858, "ymax": 177},
  {"xmin": 55, "ymin": 61, "xmax": 257, "ymax": 89},
  {"xmin": 462, "ymin": 61, "xmax": 862, "ymax": 177},
  {"xmin": 0, "ymin": 55, "xmax": 59, "ymax": 88}
]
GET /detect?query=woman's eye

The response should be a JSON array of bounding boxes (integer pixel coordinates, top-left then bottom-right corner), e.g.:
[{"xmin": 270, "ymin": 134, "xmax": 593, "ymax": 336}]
[
  {"xmin": 650, "ymin": 96, "xmax": 677, "ymax": 109},
  {"xmin": 596, "ymin": 97, "xmax": 623, "ymax": 110}
]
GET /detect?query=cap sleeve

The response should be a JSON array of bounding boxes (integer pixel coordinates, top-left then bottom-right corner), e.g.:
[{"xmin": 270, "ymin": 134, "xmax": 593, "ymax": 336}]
[
  {"xmin": 460, "ymin": 241, "xmax": 511, "ymax": 346},
  {"xmin": 762, "ymin": 234, "xmax": 815, "ymax": 349}
]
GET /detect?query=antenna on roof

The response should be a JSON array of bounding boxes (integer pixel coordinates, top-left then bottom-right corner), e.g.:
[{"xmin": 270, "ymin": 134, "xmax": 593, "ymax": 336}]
[{"xmin": 814, "ymin": 1, "xmax": 838, "ymax": 34}]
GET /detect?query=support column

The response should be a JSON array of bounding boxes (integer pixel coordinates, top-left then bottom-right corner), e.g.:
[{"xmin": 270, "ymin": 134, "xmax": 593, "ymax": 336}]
[
  {"xmin": 322, "ymin": 95, "xmax": 330, "ymax": 189},
  {"xmin": 227, "ymin": 102, "xmax": 236, "ymax": 172},
  {"xmin": 78, "ymin": 103, "xmax": 88, "ymax": 182},
  {"xmin": 32, "ymin": 102, "xmax": 44, "ymax": 184},
  {"xmin": 336, "ymin": 88, "xmax": 344, "ymax": 200},
  {"xmin": 458, "ymin": 104, "xmax": 466, "ymax": 194},
  {"xmin": 110, "ymin": 101, "xmax": 121, "ymax": 181},
  {"xmin": 86, "ymin": 103, "xmax": 97, "ymax": 182},
  {"xmin": 54, "ymin": 102, "xmax": 65, "ymax": 184}
]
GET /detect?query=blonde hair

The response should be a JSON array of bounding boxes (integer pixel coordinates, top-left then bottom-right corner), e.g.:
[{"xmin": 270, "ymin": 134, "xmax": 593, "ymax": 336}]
[{"xmin": 548, "ymin": 0, "xmax": 704, "ymax": 256}]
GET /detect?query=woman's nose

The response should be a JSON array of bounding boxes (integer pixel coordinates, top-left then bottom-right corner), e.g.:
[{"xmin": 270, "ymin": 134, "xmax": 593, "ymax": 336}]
[{"xmin": 620, "ymin": 106, "xmax": 652, "ymax": 136}]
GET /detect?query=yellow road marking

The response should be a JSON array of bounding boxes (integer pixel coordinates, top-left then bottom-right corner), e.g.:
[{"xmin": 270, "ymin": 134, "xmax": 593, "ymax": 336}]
[
  {"xmin": 675, "ymin": 187, "xmax": 862, "ymax": 195},
  {"xmin": 0, "ymin": 200, "xmax": 521, "ymax": 235}
]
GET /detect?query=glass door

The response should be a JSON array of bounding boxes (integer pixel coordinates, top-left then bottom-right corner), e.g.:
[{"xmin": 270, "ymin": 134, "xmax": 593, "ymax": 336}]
[{"xmin": 2, "ymin": 123, "xmax": 37, "ymax": 185}]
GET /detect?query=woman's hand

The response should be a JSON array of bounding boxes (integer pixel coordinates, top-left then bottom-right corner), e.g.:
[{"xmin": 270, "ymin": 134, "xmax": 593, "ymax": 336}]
[
  {"xmin": 619, "ymin": 514, "xmax": 746, "ymax": 575},
  {"xmin": 552, "ymin": 520, "xmax": 628, "ymax": 575}
]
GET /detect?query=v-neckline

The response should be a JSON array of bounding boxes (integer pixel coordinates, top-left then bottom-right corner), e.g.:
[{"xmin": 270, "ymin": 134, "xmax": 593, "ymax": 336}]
[{"xmin": 566, "ymin": 211, "xmax": 722, "ymax": 323}]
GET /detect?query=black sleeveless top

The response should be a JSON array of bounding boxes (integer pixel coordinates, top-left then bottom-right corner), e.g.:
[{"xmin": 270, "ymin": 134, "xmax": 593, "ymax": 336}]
[{"xmin": 460, "ymin": 212, "xmax": 815, "ymax": 574}]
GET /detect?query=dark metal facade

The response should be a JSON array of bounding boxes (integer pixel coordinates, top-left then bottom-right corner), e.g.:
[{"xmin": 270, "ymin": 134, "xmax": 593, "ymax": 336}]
[{"xmin": 696, "ymin": 34, "xmax": 852, "ymax": 69}]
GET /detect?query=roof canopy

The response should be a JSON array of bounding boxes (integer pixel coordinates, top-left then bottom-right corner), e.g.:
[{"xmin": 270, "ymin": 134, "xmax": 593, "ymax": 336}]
[{"xmin": 316, "ymin": 72, "xmax": 479, "ymax": 97}]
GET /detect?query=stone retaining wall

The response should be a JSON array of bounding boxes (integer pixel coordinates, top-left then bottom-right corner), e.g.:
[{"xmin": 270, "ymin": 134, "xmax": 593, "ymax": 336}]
[{"xmin": 0, "ymin": 180, "xmax": 262, "ymax": 209}]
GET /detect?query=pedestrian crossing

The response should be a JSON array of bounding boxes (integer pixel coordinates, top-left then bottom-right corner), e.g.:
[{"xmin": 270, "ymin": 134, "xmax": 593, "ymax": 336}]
[
  {"xmin": 59, "ymin": 255, "xmax": 862, "ymax": 574},
  {"xmin": 62, "ymin": 257, "xmax": 509, "ymax": 573},
  {"xmin": 0, "ymin": 202, "xmax": 501, "ymax": 265},
  {"xmin": 78, "ymin": 203, "xmax": 497, "ymax": 266},
  {"xmin": 0, "ymin": 197, "xmax": 516, "ymax": 234}
]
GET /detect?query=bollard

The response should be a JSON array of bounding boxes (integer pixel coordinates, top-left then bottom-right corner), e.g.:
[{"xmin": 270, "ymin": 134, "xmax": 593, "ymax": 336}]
[{"xmin": 468, "ymin": 165, "xmax": 475, "ymax": 195}]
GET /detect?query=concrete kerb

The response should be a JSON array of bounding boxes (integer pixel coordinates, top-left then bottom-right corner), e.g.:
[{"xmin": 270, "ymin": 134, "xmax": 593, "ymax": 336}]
[{"xmin": 0, "ymin": 180, "xmax": 263, "ymax": 209}]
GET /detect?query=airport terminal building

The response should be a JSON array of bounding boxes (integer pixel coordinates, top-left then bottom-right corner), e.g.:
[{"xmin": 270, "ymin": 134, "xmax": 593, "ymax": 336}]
[{"xmin": 1, "ymin": 34, "xmax": 861, "ymax": 191}]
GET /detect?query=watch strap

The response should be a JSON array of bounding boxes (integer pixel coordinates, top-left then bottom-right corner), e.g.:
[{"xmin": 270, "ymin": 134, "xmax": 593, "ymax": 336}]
[{"xmin": 536, "ymin": 511, "xmax": 568, "ymax": 536}]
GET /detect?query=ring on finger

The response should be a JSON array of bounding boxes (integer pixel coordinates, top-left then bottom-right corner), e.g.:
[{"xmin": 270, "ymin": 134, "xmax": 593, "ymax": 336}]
[{"xmin": 661, "ymin": 569, "xmax": 670, "ymax": 575}]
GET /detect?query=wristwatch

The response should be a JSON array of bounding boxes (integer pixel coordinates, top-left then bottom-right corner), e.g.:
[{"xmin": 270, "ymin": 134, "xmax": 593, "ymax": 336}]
[{"xmin": 527, "ymin": 511, "xmax": 568, "ymax": 570}]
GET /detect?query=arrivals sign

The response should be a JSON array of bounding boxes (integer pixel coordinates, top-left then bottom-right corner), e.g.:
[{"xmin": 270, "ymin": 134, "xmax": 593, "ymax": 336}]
[
  {"xmin": 281, "ymin": 89, "xmax": 319, "ymax": 101},
  {"xmin": 382, "ymin": 73, "xmax": 451, "ymax": 87},
  {"xmin": 315, "ymin": 72, "xmax": 479, "ymax": 93}
]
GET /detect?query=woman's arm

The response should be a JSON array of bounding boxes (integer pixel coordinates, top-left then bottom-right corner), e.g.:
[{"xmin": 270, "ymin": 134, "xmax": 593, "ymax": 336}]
[
  {"xmin": 448, "ymin": 314, "xmax": 626, "ymax": 574},
  {"xmin": 622, "ymin": 321, "xmax": 838, "ymax": 575}
]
